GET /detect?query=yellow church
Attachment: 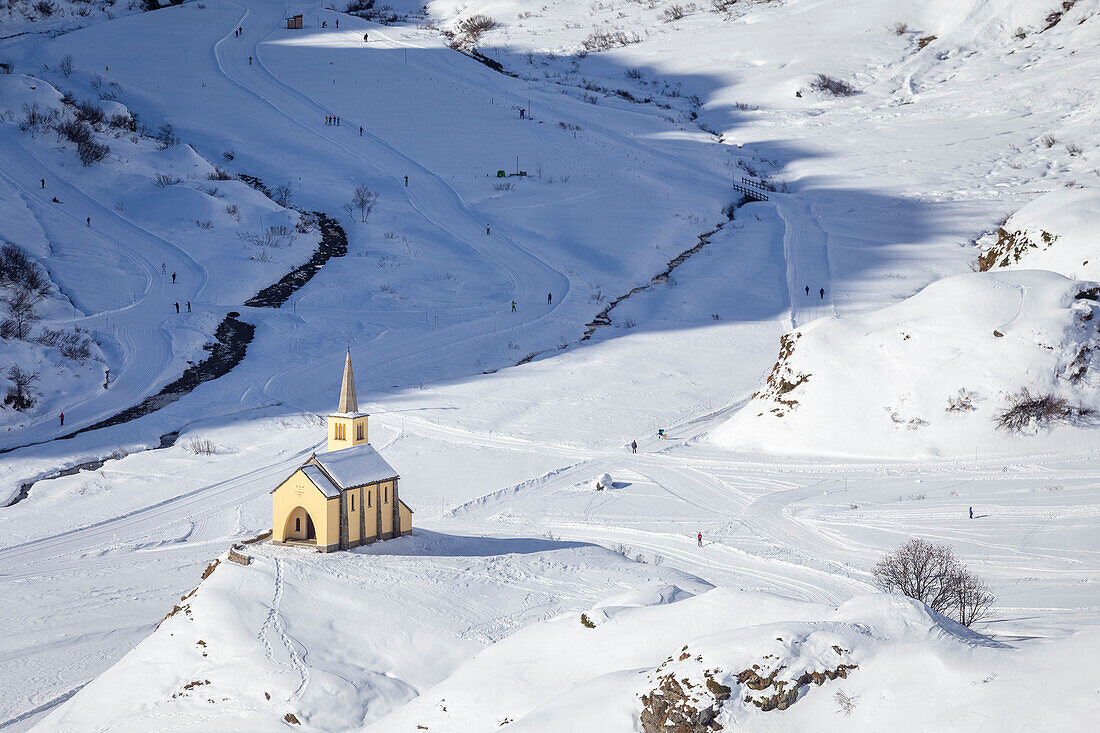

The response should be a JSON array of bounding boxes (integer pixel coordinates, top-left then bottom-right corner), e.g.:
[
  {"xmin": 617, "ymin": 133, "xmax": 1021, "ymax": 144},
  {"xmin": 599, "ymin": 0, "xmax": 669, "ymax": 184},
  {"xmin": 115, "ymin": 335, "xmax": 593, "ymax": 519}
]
[{"xmin": 272, "ymin": 351, "xmax": 412, "ymax": 552}]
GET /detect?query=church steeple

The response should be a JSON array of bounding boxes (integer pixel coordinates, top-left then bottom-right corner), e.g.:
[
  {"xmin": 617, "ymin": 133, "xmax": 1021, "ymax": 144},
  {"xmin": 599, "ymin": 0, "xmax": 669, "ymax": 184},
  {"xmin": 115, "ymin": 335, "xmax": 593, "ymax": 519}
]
[
  {"xmin": 327, "ymin": 350, "xmax": 369, "ymax": 452},
  {"xmin": 337, "ymin": 348, "xmax": 358, "ymax": 414}
]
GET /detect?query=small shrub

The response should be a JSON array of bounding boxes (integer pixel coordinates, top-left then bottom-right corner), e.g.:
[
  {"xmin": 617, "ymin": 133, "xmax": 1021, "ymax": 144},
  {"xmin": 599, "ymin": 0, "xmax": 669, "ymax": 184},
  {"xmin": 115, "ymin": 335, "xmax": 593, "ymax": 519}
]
[
  {"xmin": 890, "ymin": 22, "xmax": 908, "ymax": 35},
  {"xmin": 712, "ymin": 0, "xmax": 737, "ymax": 12},
  {"xmin": 271, "ymin": 184, "xmax": 293, "ymax": 208},
  {"xmin": 195, "ymin": 219, "xmax": 213, "ymax": 230},
  {"xmin": 222, "ymin": 150, "xmax": 235, "ymax": 161},
  {"xmin": 1041, "ymin": 133, "xmax": 1057, "ymax": 148},
  {"xmin": 36, "ymin": 326, "xmax": 94, "ymax": 363},
  {"xmin": 1, "ymin": 289, "xmax": 41, "ymax": 340},
  {"xmin": 34, "ymin": 0, "xmax": 56, "ymax": 16},
  {"xmin": 810, "ymin": 74, "xmax": 858, "ymax": 97},
  {"xmin": 20, "ymin": 102, "xmax": 53, "ymax": 135},
  {"xmin": 662, "ymin": 4, "xmax": 685, "ymax": 22},
  {"xmin": 493, "ymin": 181, "xmax": 514, "ymax": 191},
  {"xmin": 582, "ymin": 29, "xmax": 641, "ymax": 51},
  {"xmin": 346, "ymin": 0, "xmax": 375, "ymax": 13},
  {"xmin": 225, "ymin": 203, "xmax": 239, "ymax": 216},
  {"xmin": 834, "ymin": 690, "xmax": 857, "ymax": 716},
  {"xmin": 207, "ymin": 166, "xmax": 236, "ymax": 181},
  {"xmin": 580, "ymin": 613, "xmax": 596, "ymax": 628},
  {"xmin": 997, "ymin": 388, "xmax": 1092, "ymax": 432},
  {"xmin": 1014, "ymin": 27, "xmax": 1026, "ymax": 40},
  {"xmin": 946, "ymin": 388, "xmax": 975, "ymax": 413},
  {"xmin": 1066, "ymin": 143, "xmax": 1084, "ymax": 157},
  {"xmin": 184, "ymin": 437, "xmax": 219, "ymax": 455},
  {"xmin": 238, "ymin": 226, "xmax": 294, "ymax": 249},
  {"xmin": 153, "ymin": 173, "xmax": 181, "ymax": 187},
  {"xmin": 155, "ymin": 123, "xmax": 179, "ymax": 150},
  {"xmin": 59, "ymin": 54, "xmax": 74, "ymax": 77},
  {"xmin": 0, "ymin": 243, "xmax": 50, "ymax": 295},
  {"xmin": 4, "ymin": 365, "xmax": 40, "ymax": 411},
  {"xmin": 108, "ymin": 112, "xmax": 137, "ymax": 131},
  {"xmin": 626, "ymin": 67, "xmax": 643, "ymax": 79},
  {"xmin": 74, "ymin": 100, "xmax": 104, "ymax": 126}
]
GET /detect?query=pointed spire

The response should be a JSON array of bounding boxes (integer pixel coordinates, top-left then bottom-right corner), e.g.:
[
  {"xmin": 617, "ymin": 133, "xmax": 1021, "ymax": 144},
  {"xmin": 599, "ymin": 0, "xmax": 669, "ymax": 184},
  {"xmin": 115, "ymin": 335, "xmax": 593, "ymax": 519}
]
[{"xmin": 337, "ymin": 348, "xmax": 358, "ymax": 413}]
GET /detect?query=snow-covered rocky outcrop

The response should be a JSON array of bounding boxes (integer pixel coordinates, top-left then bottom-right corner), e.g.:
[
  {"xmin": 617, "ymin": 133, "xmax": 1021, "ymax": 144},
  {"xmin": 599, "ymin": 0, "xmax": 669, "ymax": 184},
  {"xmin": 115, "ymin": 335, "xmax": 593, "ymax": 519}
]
[
  {"xmin": 978, "ymin": 188, "xmax": 1100, "ymax": 281},
  {"xmin": 715, "ymin": 270, "xmax": 1099, "ymax": 458}
]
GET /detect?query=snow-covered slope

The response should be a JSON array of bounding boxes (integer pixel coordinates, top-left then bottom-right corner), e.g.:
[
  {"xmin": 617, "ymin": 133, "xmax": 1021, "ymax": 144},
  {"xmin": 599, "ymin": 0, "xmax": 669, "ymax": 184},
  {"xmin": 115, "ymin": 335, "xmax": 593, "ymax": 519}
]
[
  {"xmin": 369, "ymin": 585, "xmax": 1097, "ymax": 732},
  {"xmin": 715, "ymin": 270, "xmax": 1100, "ymax": 458},
  {"xmin": 2, "ymin": 0, "xmax": 1099, "ymax": 729},
  {"xmin": 38, "ymin": 540, "xmax": 713, "ymax": 731}
]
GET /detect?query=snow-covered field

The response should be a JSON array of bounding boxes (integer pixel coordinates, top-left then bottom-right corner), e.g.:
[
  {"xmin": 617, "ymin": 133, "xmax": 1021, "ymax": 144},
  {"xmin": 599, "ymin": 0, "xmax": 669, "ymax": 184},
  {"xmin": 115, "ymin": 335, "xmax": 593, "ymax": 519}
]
[{"xmin": 1, "ymin": 0, "xmax": 1098, "ymax": 730}]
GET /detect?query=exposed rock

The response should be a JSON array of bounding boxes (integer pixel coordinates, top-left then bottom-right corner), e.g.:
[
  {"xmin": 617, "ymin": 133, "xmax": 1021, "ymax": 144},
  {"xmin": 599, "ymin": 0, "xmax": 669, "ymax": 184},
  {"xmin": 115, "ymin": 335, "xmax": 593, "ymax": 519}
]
[{"xmin": 284, "ymin": 712, "xmax": 300, "ymax": 725}]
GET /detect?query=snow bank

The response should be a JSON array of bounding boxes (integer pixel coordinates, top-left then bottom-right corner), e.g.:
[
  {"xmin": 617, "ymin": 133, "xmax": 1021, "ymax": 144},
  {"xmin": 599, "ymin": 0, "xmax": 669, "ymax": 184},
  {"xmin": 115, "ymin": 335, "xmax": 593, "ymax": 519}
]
[{"xmin": 714, "ymin": 270, "xmax": 1100, "ymax": 458}]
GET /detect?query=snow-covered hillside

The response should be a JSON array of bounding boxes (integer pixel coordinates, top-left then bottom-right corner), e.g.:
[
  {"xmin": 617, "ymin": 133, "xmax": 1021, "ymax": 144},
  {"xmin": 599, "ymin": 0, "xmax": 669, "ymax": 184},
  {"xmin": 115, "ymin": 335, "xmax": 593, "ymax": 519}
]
[{"xmin": 1, "ymin": 0, "xmax": 1098, "ymax": 730}]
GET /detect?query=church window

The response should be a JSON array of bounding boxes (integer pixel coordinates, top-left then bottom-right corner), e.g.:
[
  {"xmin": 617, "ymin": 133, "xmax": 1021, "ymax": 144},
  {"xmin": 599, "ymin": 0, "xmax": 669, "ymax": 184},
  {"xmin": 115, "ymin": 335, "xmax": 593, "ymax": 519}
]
[
  {"xmin": 384, "ymin": 485, "xmax": 388, "ymax": 503},
  {"xmin": 295, "ymin": 517, "xmax": 301, "ymax": 532},
  {"xmin": 351, "ymin": 494, "xmax": 355, "ymax": 511},
  {"xmin": 356, "ymin": 424, "xmax": 364, "ymax": 440},
  {"xmin": 368, "ymin": 492, "xmax": 371, "ymax": 508},
  {"xmin": 335, "ymin": 423, "xmax": 345, "ymax": 441}
]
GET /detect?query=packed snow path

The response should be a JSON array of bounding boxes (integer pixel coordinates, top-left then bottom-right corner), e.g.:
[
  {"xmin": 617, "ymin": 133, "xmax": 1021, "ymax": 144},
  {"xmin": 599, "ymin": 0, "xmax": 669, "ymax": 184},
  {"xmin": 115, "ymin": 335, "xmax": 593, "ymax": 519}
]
[{"xmin": 775, "ymin": 196, "xmax": 836, "ymax": 327}]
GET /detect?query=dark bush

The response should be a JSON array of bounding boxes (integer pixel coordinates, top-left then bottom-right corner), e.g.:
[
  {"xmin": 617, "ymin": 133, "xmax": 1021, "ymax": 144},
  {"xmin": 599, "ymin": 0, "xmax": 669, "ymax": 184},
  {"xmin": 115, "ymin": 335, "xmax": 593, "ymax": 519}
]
[
  {"xmin": 1, "ymin": 289, "xmax": 41, "ymax": 340},
  {"xmin": 75, "ymin": 100, "xmax": 105, "ymax": 126},
  {"xmin": 810, "ymin": 73, "xmax": 858, "ymax": 97},
  {"xmin": 78, "ymin": 138, "xmax": 110, "ymax": 166},
  {"xmin": 0, "ymin": 243, "xmax": 50, "ymax": 296},
  {"xmin": 346, "ymin": 0, "xmax": 375, "ymax": 13},
  {"xmin": 109, "ymin": 112, "xmax": 137, "ymax": 131},
  {"xmin": 997, "ymin": 388, "xmax": 1093, "ymax": 432},
  {"xmin": 155, "ymin": 122, "xmax": 179, "ymax": 149},
  {"xmin": 34, "ymin": 0, "xmax": 56, "ymax": 16},
  {"xmin": 4, "ymin": 365, "xmax": 40, "ymax": 411}
]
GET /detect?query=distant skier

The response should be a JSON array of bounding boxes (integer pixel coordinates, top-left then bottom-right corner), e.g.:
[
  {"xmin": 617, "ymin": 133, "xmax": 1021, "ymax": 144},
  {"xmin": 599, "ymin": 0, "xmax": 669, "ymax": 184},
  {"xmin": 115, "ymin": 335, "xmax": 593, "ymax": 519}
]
[
  {"xmin": 335, "ymin": 18, "xmax": 339, "ymax": 28},
  {"xmin": 547, "ymin": 292, "xmax": 552, "ymax": 305},
  {"xmin": 511, "ymin": 300, "xmax": 517, "ymax": 313},
  {"xmin": 486, "ymin": 225, "xmax": 491, "ymax": 235},
  {"xmin": 51, "ymin": 196, "xmax": 60, "ymax": 203},
  {"xmin": 819, "ymin": 287, "xmax": 824, "ymax": 300},
  {"xmin": 40, "ymin": 178, "xmax": 45, "ymax": 188},
  {"xmin": 186, "ymin": 301, "xmax": 191, "ymax": 313},
  {"xmin": 59, "ymin": 412, "xmax": 64, "ymax": 426},
  {"xmin": 360, "ymin": 126, "xmax": 364, "ymax": 136},
  {"xmin": 657, "ymin": 428, "xmax": 666, "ymax": 440},
  {"xmin": 337, "ymin": 116, "xmax": 340, "ymax": 126},
  {"xmin": 248, "ymin": 56, "xmax": 253, "ymax": 65},
  {"xmin": 363, "ymin": 33, "xmax": 369, "ymax": 42},
  {"xmin": 697, "ymin": 532, "xmax": 702, "ymax": 547},
  {"xmin": 404, "ymin": 174, "xmax": 408, "ymax": 186},
  {"xmin": 805, "ymin": 285, "xmax": 809, "ymax": 296},
  {"xmin": 969, "ymin": 506, "xmax": 974, "ymax": 519},
  {"xmin": 174, "ymin": 302, "xmax": 179, "ymax": 313},
  {"xmin": 86, "ymin": 216, "xmax": 90, "ymax": 227},
  {"xmin": 631, "ymin": 440, "xmax": 637, "ymax": 454},
  {"xmin": 322, "ymin": 21, "xmax": 327, "ymax": 28},
  {"xmin": 171, "ymin": 272, "xmax": 176, "ymax": 283},
  {"xmin": 162, "ymin": 263, "xmax": 166, "ymax": 275}
]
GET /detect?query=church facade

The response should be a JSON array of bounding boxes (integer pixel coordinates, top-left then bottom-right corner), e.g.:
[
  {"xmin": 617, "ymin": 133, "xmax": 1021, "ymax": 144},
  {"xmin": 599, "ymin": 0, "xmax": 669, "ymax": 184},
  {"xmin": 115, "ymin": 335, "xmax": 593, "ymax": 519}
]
[{"xmin": 271, "ymin": 351, "xmax": 412, "ymax": 552}]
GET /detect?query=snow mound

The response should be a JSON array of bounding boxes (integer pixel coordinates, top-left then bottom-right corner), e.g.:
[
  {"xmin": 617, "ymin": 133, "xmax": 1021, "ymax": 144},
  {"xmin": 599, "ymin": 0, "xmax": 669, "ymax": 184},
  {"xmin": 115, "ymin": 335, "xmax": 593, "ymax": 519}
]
[
  {"xmin": 979, "ymin": 187, "xmax": 1100, "ymax": 281},
  {"xmin": 714, "ymin": 270, "xmax": 1100, "ymax": 458},
  {"xmin": 365, "ymin": 587, "xmax": 1098, "ymax": 732},
  {"xmin": 595, "ymin": 472, "xmax": 613, "ymax": 490}
]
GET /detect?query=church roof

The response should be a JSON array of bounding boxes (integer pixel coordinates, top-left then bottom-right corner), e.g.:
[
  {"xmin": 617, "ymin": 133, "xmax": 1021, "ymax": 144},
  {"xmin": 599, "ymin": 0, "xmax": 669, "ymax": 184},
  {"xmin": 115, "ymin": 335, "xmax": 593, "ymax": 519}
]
[
  {"xmin": 300, "ymin": 464, "xmax": 341, "ymax": 498},
  {"xmin": 313, "ymin": 443, "xmax": 399, "ymax": 489},
  {"xmin": 337, "ymin": 349, "xmax": 358, "ymax": 414}
]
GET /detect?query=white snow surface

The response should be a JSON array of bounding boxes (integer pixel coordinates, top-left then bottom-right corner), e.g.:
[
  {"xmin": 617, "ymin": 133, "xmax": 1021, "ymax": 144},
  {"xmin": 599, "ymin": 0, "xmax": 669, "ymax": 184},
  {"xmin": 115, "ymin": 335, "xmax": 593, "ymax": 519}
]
[{"xmin": 0, "ymin": 0, "xmax": 1098, "ymax": 730}]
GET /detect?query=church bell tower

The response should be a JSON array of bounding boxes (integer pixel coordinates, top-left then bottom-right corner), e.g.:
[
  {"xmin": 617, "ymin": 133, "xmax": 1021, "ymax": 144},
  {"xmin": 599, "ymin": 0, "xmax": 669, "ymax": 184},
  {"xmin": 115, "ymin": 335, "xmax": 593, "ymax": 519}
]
[{"xmin": 327, "ymin": 349, "xmax": 370, "ymax": 453}]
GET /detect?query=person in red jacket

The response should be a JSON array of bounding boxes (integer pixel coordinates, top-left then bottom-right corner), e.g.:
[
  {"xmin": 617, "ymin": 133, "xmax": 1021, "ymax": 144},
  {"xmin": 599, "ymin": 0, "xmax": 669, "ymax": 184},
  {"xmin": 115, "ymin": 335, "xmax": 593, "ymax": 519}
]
[
  {"xmin": 60, "ymin": 412, "xmax": 65, "ymax": 426},
  {"xmin": 697, "ymin": 532, "xmax": 702, "ymax": 547}
]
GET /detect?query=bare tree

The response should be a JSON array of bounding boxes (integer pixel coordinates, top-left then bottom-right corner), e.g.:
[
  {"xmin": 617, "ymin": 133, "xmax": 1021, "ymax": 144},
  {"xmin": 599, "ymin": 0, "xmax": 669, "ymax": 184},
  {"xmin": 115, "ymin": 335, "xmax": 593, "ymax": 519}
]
[
  {"xmin": 271, "ymin": 184, "xmax": 293, "ymax": 208},
  {"xmin": 949, "ymin": 569, "xmax": 995, "ymax": 627},
  {"xmin": 1, "ymin": 289, "xmax": 41, "ymax": 340},
  {"xmin": 4, "ymin": 365, "xmax": 40, "ymax": 410},
  {"xmin": 59, "ymin": 54, "xmax": 74, "ymax": 77},
  {"xmin": 873, "ymin": 539, "xmax": 995, "ymax": 627},
  {"xmin": 350, "ymin": 185, "xmax": 379, "ymax": 223}
]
